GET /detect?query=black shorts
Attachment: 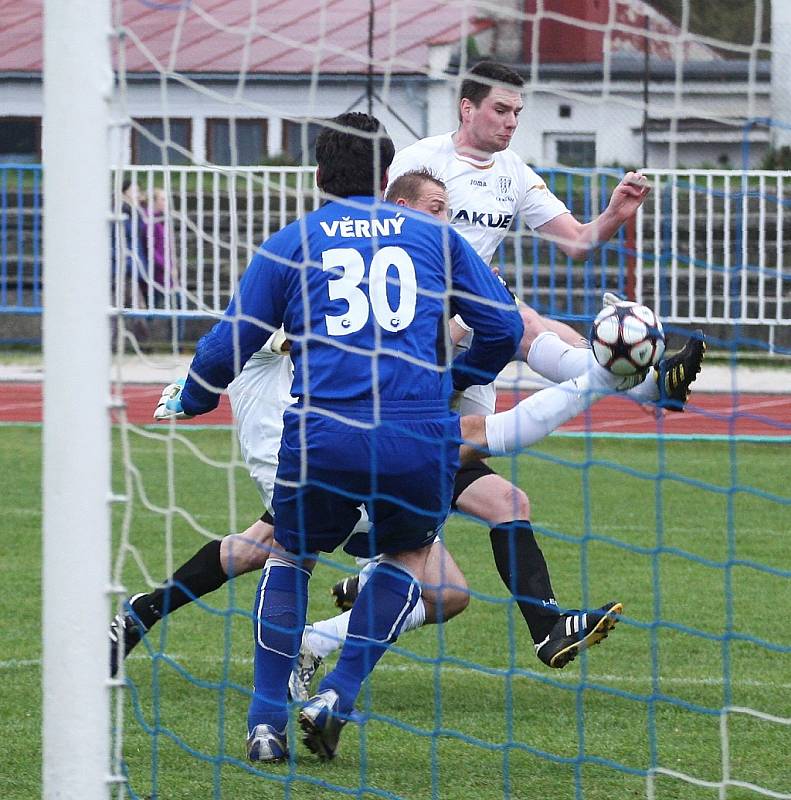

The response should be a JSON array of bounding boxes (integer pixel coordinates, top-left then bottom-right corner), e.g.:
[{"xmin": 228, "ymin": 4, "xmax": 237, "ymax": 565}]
[{"xmin": 451, "ymin": 460, "xmax": 497, "ymax": 508}]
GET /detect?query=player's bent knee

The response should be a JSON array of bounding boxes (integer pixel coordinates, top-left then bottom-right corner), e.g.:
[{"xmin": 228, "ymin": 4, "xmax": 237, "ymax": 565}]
[
  {"xmin": 518, "ymin": 305, "xmax": 551, "ymax": 355},
  {"xmin": 422, "ymin": 581, "xmax": 470, "ymax": 623},
  {"xmin": 456, "ymin": 473, "xmax": 532, "ymax": 526},
  {"xmin": 442, "ymin": 584, "xmax": 470, "ymax": 618},
  {"xmin": 419, "ymin": 541, "xmax": 470, "ymax": 623},
  {"xmin": 220, "ymin": 520, "xmax": 274, "ymax": 575},
  {"xmin": 488, "ymin": 485, "xmax": 531, "ymax": 524}
]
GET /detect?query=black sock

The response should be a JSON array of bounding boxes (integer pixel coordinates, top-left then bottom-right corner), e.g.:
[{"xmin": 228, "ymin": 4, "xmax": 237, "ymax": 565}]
[
  {"xmin": 489, "ymin": 521, "xmax": 560, "ymax": 643},
  {"xmin": 131, "ymin": 539, "xmax": 226, "ymax": 629}
]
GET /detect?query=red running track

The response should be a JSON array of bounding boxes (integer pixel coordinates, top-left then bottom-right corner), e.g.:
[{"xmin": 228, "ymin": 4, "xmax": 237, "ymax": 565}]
[{"xmin": 2, "ymin": 382, "xmax": 790, "ymax": 437}]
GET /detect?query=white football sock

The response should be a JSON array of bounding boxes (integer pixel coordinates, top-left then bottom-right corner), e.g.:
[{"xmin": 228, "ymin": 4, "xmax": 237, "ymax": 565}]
[
  {"xmin": 526, "ymin": 331, "xmax": 593, "ymax": 383},
  {"xmin": 304, "ymin": 612, "xmax": 351, "ymax": 659},
  {"xmin": 625, "ymin": 367, "xmax": 659, "ymax": 402},
  {"xmin": 399, "ymin": 596, "xmax": 427, "ymax": 634},
  {"xmin": 527, "ymin": 330, "xmax": 660, "ymax": 403},
  {"xmin": 484, "ymin": 365, "xmax": 619, "ymax": 455}
]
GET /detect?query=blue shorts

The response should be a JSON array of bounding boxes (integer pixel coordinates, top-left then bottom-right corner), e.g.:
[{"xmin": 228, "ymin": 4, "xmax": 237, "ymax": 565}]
[{"xmin": 272, "ymin": 401, "xmax": 460, "ymax": 558}]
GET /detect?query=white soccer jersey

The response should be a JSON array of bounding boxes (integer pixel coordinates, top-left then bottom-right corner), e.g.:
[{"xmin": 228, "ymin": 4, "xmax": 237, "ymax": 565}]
[
  {"xmin": 388, "ymin": 132, "xmax": 569, "ymax": 265},
  {"xmin": 227, "ymin": 338, "xmax": 370, "ymax": 536},
  {"xmin": 227, "ymin": 338, "xmax": 295, "ymax": 513},
  {"xmin": 389, "ymin": 133, "xmax": 569, "ymax": 415}
]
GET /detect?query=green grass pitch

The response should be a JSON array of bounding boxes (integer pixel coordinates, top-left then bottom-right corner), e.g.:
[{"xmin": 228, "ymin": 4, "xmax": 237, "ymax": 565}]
[{"xmin": 2, "ymin": 424, "xmax": 789, "ymax": 799}]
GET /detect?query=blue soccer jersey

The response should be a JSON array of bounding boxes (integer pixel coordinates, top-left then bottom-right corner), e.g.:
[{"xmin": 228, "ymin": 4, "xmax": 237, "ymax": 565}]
[{"xmin": 180, "ymin": 196, "xmax": 522, "ymax": 416}]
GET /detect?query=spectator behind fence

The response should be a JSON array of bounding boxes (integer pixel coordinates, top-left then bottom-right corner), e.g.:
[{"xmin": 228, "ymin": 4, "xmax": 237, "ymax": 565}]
[
  {"xmin": 111, "ymin": 179, "xmax": 150, "ymax": 347},
  {"xmin": 144, "ymin": 188, "xmax": 179, "ymax": 309}
]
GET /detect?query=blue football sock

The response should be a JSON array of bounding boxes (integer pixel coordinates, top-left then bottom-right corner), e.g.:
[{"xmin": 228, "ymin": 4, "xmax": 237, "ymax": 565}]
[
  {"xmin": 319, "ymin": 561, "xmax": 420, "ymax": 714},
  {"xmin": 247, "ymin": 558, "xmax": 311, "ymax": 732}
]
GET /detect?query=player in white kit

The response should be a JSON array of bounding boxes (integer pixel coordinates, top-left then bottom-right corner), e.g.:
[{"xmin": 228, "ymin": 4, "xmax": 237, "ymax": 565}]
[{"xmin": 289, "ymin": 63, "xmax": 705, "ymax": 693}]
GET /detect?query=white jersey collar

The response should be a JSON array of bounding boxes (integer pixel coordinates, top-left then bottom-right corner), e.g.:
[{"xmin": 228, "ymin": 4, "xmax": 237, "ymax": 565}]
[{"xmin": 450, "ymin": 132, "xmax": 495, "ymax": 169}]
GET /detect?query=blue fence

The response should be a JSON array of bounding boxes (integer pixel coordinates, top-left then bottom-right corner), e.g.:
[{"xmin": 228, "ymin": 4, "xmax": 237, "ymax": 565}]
[
  {"xmin": 0, "ymin": 164, "xmax": 631, "ymax": 327},
  {"xmin": 497, "ymin": 168, "xmax": 630, "ymax": 324},
  {"xmin": 2, "ymin": 164, "xmax": 789, "ymax": 345}
]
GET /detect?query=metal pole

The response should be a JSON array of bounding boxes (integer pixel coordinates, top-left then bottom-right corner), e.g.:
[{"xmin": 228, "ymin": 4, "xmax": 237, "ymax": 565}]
[
  {"xmin": 642, "ymin": 14, "xmax": 650, "ymax": 167},
  {"xmin": 771, "ymin": 0, "xmax": 791, "ymax": 148},
  {"xmin": 42, "ymin": 0, "xmax": 112, "ymax": 798},
  {"xmin": 367, "ymin": 0, "xmax": 374, "ymax": 116}
]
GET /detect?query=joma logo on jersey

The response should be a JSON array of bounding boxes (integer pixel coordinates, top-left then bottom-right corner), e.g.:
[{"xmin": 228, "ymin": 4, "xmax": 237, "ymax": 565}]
[
  {"xmin": 450, "ymin": 209, "xmax": 514, "ymax": 229},
  {"xmin": 469, "ymin": 179, "xmax": 487, "ymax": 187},
  {"xmin": 320, "ymin": 216, "xmax": 405, "ymax": 238}
]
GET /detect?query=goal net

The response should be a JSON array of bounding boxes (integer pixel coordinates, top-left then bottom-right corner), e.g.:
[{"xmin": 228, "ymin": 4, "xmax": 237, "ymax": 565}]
[{"xmin": 85, "ymin": 1, "xmax": 791, "ymax": 799}]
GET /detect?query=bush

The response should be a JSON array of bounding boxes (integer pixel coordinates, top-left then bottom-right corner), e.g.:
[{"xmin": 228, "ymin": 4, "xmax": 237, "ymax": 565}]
[{"xmin": 761, "ymin": 145, "xmax": 791, "ymax": 170}]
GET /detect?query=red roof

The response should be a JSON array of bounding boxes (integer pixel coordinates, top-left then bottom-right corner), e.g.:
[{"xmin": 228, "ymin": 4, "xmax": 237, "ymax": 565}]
[{"xmin": 0, "ymin": 0, "xmax": 491, "ymax": 75}]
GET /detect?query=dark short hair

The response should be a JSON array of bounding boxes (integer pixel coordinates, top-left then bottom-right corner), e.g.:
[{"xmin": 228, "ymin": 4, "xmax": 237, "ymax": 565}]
[
  {"xmin": 314, "ymin": 112, "xmax": 395, "ymax": 198},
  {"xmin": 385, "ymin": 168, "xmax": 446, "ymax": 205},
  {"xmin": 458, "ymin": 61, "xmax": 524, "ymax": 117}
]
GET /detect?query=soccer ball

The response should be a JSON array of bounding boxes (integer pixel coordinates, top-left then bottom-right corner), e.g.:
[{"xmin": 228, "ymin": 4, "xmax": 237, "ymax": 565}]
[{"xmin": 589, "ymin": 302, "xmax": 665, "ymax": 376}]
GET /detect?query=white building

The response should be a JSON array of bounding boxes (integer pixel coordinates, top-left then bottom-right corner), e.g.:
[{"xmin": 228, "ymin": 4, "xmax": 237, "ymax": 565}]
[{"xmin": 0, "ymin": 0, "xmax": 774, "ymax": 170}]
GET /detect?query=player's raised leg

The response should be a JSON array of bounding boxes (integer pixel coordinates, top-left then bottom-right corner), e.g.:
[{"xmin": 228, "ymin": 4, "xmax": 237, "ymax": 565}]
[
  {"xmin": 460, "ymin": 362, "xmax": 639, "ymax": 464},
  {"xmin": 524, "ymin": 298, "xmax": 706, "ymax": 411}
]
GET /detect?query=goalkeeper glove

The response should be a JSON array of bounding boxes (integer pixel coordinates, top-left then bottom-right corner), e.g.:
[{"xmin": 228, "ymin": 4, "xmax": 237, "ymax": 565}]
[{"xmin": 153, "ymin": 378, "xmax": 193, "ymax": 420}]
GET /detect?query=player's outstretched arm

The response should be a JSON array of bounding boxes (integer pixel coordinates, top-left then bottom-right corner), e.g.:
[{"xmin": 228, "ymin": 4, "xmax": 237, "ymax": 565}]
[
  {"xmin": 152, "ymin": 379, "xmax": 193, "ymax": 420},
  {"xmin": 537, "ymin": 172, "xmax": 650, "ymax": 261}
]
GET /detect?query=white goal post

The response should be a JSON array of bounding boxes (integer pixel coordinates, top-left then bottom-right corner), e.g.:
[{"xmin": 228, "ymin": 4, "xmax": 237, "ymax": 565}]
[{"xmin": 42, "ymin": 0, "xmax": 112, "ymax": 798}]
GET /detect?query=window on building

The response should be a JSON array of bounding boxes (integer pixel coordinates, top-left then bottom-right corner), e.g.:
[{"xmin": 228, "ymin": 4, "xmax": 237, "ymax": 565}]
[
  {"xmin": 207, "ymin": 119, "xmax": 268, "ymax": 165},
  {"xmin": 281, "ymin": 119, "xmax": 328, "ymax": 164},
  {"xmin": 556, "ymin": 138, "xmax": 596, "ymax": 167},
  {"xmin": 0, "ymin": 117, "xmax": 41, "ymax": 163},
  {"xmin": 558, "ymin": 104, "xmax": 572, "ymax": 118},
  {"xmin": 132, "ymin": 118, "xmax": 192, "ymax": 165}
]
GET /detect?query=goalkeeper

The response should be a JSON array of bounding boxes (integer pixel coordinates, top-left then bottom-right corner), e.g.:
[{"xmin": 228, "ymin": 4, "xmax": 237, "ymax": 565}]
[
  {"xmin": 143, "ymin": 113, "xmax": 525, "ymax": 762},
  {"xmin": 111, "ymin": 170, "xmax": 644, "ymax": 687}
]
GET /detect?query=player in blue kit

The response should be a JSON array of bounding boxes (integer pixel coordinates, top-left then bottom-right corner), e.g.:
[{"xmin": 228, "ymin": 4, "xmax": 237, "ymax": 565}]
[
  {"xmin": 112, "ymin": 171, "xmax": 627, "ymax": 688},
  {"xmin": 161, "ymin": 114, "xmax": 523, "ymax": 762}
]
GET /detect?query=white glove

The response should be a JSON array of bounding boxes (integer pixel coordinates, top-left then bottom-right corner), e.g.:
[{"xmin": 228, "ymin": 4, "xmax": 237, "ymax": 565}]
[{"xmin": 153, "ymin": 378, "xmax": 193, "ymax": 420}]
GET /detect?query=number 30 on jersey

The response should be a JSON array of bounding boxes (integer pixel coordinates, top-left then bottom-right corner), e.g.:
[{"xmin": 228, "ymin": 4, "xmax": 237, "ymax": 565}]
[{"xmin": 322, "ymin": 246, "xmax": 417, "ymax": 336}]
